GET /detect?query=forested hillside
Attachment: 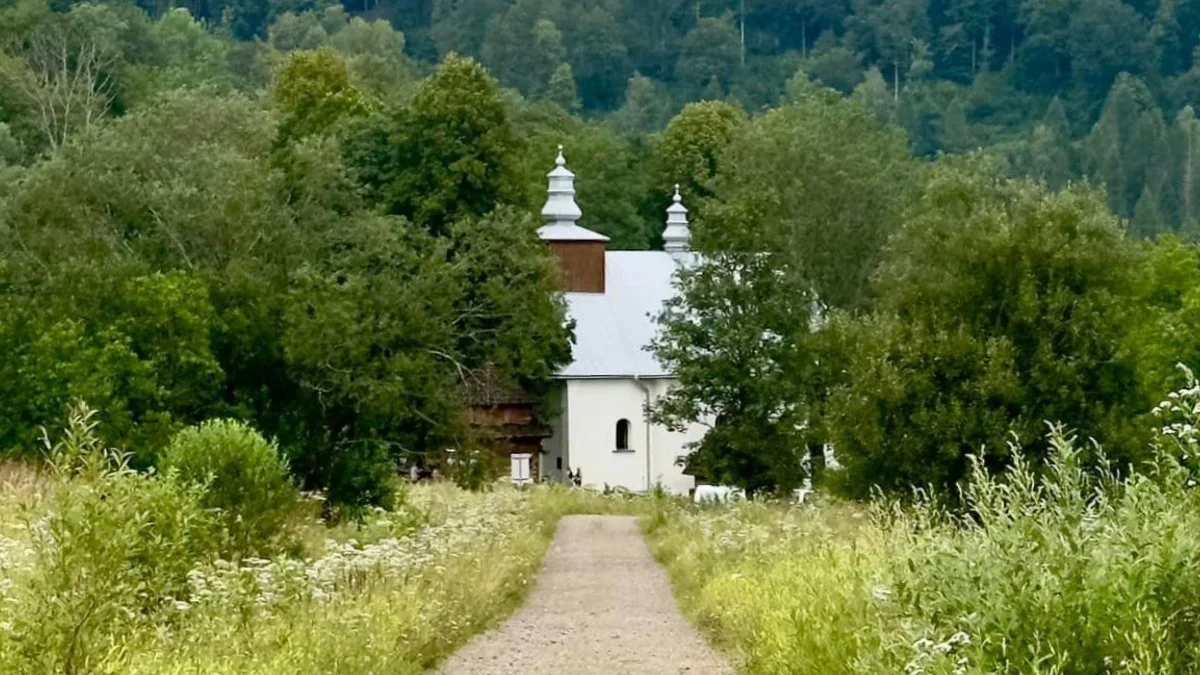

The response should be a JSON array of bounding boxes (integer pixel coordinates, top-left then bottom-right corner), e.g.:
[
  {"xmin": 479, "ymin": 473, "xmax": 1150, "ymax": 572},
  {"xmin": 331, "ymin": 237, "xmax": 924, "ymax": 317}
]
[{"xmin": 2, "ymin": 0, "xmax": 1200, "ymax": 234}]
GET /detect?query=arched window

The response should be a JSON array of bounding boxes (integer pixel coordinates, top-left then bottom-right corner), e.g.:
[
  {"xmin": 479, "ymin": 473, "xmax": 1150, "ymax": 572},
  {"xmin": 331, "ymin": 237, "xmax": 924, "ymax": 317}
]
[{"xmin": 615, "ymin": 419, "xmax": 631, "ymax": 451}]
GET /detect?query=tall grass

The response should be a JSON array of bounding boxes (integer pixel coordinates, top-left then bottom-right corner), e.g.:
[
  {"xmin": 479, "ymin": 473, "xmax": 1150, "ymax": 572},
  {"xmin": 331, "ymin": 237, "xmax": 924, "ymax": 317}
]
[
  {"xmin": 648, "ymin": 380, "xmax": 1200, "ymax": 674},
  {"xmin": 0, "ymin": 406, "xmax": 656, "ymax": 674}
]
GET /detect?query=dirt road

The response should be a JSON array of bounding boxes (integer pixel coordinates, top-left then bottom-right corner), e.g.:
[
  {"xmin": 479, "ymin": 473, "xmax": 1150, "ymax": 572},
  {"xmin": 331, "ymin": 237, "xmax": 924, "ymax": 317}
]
[{"xmin": 436, "ymin": 515, "xmax": 732, "ymax": 675}]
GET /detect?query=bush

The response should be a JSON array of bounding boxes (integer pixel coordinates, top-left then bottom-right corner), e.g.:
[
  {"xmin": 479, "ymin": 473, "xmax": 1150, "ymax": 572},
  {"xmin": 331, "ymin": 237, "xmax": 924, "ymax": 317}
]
[
  {"xmin": 160, "ymin": 419, "xmax": 297, "ymax": 556},
  {"xmin": 10, "ymin": 404, "xmax": 220, "ymax": 673},
  {"xmin": 323, "ymin": 441, "xmax": 397, "ymax": 519}
]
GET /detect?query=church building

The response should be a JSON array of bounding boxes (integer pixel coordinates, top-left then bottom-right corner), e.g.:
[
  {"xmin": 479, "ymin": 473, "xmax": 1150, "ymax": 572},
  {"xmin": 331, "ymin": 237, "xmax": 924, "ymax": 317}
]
[{"xmin": 533, "ymin": 148, "xmax": 708, "ymax": 495}]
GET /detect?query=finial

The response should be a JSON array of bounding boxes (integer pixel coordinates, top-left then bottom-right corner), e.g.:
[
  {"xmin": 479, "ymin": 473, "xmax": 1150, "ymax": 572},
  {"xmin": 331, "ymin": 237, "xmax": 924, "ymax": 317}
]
[
  {"xmin": 556, "ymin": 144, "xmax": 566, "ymax": 166},
  {"xmin": 673, "ymin": 184, "xmax": 682, "ymax": 202}
]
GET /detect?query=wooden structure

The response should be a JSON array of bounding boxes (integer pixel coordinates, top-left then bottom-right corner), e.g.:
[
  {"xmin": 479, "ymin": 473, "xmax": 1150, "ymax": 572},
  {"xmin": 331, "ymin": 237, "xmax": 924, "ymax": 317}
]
[{"xmin": 464, "ymin": 365, "xmax": 549, "ymax": 481}]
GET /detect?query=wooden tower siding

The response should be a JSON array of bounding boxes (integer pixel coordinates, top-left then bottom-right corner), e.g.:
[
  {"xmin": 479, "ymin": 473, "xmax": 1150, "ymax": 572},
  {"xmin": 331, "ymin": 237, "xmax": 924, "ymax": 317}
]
[{"xmin": 548, "ymin": 240, "xmax": 606, "ymax": 293}]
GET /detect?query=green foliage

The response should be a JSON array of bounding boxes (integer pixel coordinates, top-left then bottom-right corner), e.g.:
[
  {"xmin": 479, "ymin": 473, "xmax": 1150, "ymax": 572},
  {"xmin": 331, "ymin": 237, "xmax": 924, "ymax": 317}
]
[
  {"xmin": 282, "ymin": 215, "xmax": 460, "ymax": 496},
  {"xmin": 652, "ymin": 88, "xmax": 917, "ymax": 492},
  {"xmin": 160, "ymin": 419, "xmax": 298, "ymax": 556},
  {"xmin": 0, "ymin": 272, "xmax": 224, "ymax": 462},
  {"xmin": 650, "ymin": 100, "xmax": 745, "ymax": 221},
  {"xmin": 447, "ymin": 206, "xmax": 572, "ymax": 392},
  {"xmin": 649, "ymin": 420, "xmax": 1200, "ymax": 673},
  {"xmin": 344, "ymin": 53, "xmax": 527, "ymax": 234},
  {"xmin": 274, "ymin": 46, "xmax": 370, "ymax": 144},
  {"xmin": 827, "ymin": 163, "xmax": 1145, "ymax": 497},
  {"xmin": 1124, "ymin": 237, "xmax": 1200, "ymax": 409},
  {"xmin": 9, "ymin": 404, "xmax": 220, "ymax": 674}
]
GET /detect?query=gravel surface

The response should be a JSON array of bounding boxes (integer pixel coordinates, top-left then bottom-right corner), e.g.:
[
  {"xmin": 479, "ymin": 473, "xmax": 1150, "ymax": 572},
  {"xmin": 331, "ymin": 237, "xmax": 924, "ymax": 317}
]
[{"xmin": 436, "ymin": 515, "xmax": 732, "ymax": 675}]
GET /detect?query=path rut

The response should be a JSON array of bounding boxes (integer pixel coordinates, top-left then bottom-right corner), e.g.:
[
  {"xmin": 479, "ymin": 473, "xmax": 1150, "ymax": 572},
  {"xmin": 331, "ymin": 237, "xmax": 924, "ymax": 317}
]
[{"xmin": 436, "ymin": 515, "xmax": 732, "ymax": 675}]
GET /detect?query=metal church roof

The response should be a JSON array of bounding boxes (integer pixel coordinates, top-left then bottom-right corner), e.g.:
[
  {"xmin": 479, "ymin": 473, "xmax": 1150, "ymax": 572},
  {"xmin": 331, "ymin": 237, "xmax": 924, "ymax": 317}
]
[{"xmin": 557, "ymin": 250, "xmax": 692, "ymax": 379}]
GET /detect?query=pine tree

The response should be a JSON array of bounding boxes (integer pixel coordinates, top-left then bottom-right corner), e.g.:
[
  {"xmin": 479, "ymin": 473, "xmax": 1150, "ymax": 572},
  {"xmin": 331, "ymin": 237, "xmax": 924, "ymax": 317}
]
[
  {"xmin": 545, "ymin": 62, "xmax": 581, "ymax": 113},
  {"xmin": 1132, "ymin": 185, "xmax": 1167, "ymax": 238},
  {"xmin": 1151, "ymin": 0, "xmax": 1185, "ymax": 75},
  {"xmin": 1176, "ymin": 106, "xmax": 1200, "ymax": 226},
  {"xmin": 852, "ymin": 66, "xmax": 895, "ymax": 124}
]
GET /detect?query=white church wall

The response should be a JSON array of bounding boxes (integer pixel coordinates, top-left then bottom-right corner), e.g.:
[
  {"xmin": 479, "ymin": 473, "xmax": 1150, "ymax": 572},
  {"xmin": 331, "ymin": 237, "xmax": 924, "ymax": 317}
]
[
  {"xmin": 548, "ymin": 378, "xmax": 700, "ymax": 495},
  {"xmin": 564, "ymin": 379, "xmax": 650, "ymax": 491}
]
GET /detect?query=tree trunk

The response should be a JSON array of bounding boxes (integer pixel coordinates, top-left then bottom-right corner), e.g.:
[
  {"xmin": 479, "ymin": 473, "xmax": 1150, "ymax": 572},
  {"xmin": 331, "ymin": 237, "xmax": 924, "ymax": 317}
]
[
  {"xmin": 1186, "ymin": 128, "xmax": 1195, "ymax": 223},
  {"xmin": 740, "ymin": 0, "xmax": 746, "ymax": 65},
  {"xmin": 894, "ymin": 61, "xmax": 900, "ymax": 101}
]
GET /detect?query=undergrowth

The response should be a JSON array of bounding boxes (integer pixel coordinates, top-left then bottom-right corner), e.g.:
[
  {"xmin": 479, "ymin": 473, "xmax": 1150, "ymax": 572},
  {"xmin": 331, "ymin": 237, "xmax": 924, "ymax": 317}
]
[
  {"xmin": 647, "ymin": 372, "xmax": 1200, "ymax": 674},
  {"xmin": 0, "ymin": 404, "xmax": 653, "ymax": 674}
]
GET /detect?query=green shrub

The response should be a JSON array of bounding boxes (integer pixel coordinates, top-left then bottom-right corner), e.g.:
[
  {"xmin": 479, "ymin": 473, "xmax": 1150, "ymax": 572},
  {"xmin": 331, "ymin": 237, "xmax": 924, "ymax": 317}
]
[
  {"xmin": 160, "ymin": 419, "xmax": 297, "ymax": 556},
  {"xmin": 10, "ymin": 404, "xmax": 220, "ymax": 674},
  {"xmin": 323, "ymin": 441, "xmax": 397, "ymax": 519}
]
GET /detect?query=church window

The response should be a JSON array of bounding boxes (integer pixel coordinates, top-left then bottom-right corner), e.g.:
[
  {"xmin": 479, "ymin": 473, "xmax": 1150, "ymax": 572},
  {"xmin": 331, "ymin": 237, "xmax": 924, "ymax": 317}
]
[{"xmin": 616, "ymin": 419, "xmax": 631, "ymax": 451}]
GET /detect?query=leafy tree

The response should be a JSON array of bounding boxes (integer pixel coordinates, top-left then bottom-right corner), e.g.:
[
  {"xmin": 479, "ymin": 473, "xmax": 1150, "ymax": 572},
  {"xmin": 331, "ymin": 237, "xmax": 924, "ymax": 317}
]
[
  {"xmin": 609, "ymin": 72, "xmax": 670, "ymax": 134},
  {"xmin": 651, "ymin": 84, "xmax": 917, "ymax": 493},
  {"xmin": 1065, "ymin": 0, "xmax": 1154, "ymax": 103},
  {"xmin": 482, "ymin": 4, "xmax": 567, "ymax": 98},
  {"xmin": 327, "ymin": 17, "xmax": 412, "ymax": 97},
  {"xmin": 0, "ymin": 272, "xmax": 224, "ymax": 461},
  {"xmin": 128, "ymin": 7, "xmax": 232, "ymax": 101},
  {"xmin": 827, "ymin": 162, "xmax": 1145, "ymax": 497},
  {"xmin": 344, "ymin": 53, "xmax": 528, "ymax": 234},
  {"xmin": 268, "ymin": 10, "xmax": 328, "ymax": 51},
  {"xmin": 429, "ymin": 0, "xmax": 509, "ymax": 57},
  {"xmin": 282, "ymin": 215, "xmax": 462, "ymax": 496},
  {"xmin": 1124, "ymin": 236, "xmax": 1200, "ymax": 408},
  {"xmin": 1083, "ymin": 73, "xmax": 1166, "ymax": 221},
  {"xmin": 1174, "ymin": 106, "xmax": 1200, "ymax": 227},
  {"xmin": 803, "ymin": 33, "xmax": 865, "ymax": 93},
  {"xmin": 676, "ymin": 16, "xmax": 742, "ymax": 97},
  {"xmin": 567, "ymin": 6, "xmax": 631, "ymax": 110},
  {"xmin": 1132, "ymin": 185, "xmax": 1167, "ymax": 238},
  {"xmin": 847, "ymin": 0, "xmax": 931, "ymax": 99},
  {"xmin": 0, "ymin": 91, "xmax": 311, "ymax": 463},
  {"xmin": 852, "ymin": 65, "xmax": 895, "ymax": 122},
  {"xmin": 650, "ymin": 99, "xmax": 745, "ymax": 221},
  {"xmin": 273, "ymin": 47, "xmax": 370, "ymax": 144},
  {"xmin": 446, "ymin": 206, "xmax": 572, "ymax": 396}
]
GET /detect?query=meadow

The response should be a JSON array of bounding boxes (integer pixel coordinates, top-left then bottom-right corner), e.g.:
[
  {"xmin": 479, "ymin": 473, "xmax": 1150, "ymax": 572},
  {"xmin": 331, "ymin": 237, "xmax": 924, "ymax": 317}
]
[
  {"xmin": 645, "ymin": 376, "xmax": 1200, "ymax": 674},
  {"xmin": 0, "ymin": 407, "xmax": 645, "ymax": 675}
]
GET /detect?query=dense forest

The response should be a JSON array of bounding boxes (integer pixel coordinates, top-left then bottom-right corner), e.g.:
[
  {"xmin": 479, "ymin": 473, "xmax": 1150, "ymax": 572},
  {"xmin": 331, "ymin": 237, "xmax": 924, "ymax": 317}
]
[
  {"xmin": 5, "ymin": 0, "xmax": 1200, "ymax": 504},
  {"xmin": 1, "ymin": 0, "xmax": 1200, "ymax": 233}
]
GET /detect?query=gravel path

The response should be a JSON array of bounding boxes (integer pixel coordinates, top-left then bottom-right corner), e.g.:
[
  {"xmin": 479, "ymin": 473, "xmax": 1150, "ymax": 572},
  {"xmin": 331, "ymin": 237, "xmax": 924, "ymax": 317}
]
[{"xmin": 436, "ymin": 515, "xmax": 732, "ymax": 675}]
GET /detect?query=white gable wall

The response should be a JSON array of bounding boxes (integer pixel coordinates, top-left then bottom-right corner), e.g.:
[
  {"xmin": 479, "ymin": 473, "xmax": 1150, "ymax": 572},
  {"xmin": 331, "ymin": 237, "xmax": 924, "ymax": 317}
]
[{"xmin": 546, "ymin": 378, "xmax": 702, "ymax": 495}]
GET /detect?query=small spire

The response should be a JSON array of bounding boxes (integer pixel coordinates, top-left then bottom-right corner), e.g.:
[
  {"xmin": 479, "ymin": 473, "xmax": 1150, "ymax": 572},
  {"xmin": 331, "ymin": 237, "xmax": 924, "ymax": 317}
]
[
  {"xmin": 664, "ymin": 184, "xmax": 690, "ymax": 256},
  {"xmin": 541, "ymin": 145, "xmax": 582, "ymax": 228}
]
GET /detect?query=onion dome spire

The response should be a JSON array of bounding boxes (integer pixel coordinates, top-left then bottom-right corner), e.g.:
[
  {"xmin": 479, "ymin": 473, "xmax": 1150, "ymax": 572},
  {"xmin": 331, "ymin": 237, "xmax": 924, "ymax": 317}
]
[
  {"xmin": 540, "ymin": 145, "xmax": 582, "ymax": 227},
  {"xmin": 663, "ymin": 184, "xmax": 691, "ymax": 255}
]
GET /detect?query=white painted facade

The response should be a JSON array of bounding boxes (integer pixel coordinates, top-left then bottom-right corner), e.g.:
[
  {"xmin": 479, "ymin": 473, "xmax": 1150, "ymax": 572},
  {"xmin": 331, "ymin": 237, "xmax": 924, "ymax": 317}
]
[
  {"xmin": 541, "ymin": 378, "xmax": 707, "ymax": 495},
  {"xmin": 535, "ymin": 151, "xmax": 708, "ymax": 495}
]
